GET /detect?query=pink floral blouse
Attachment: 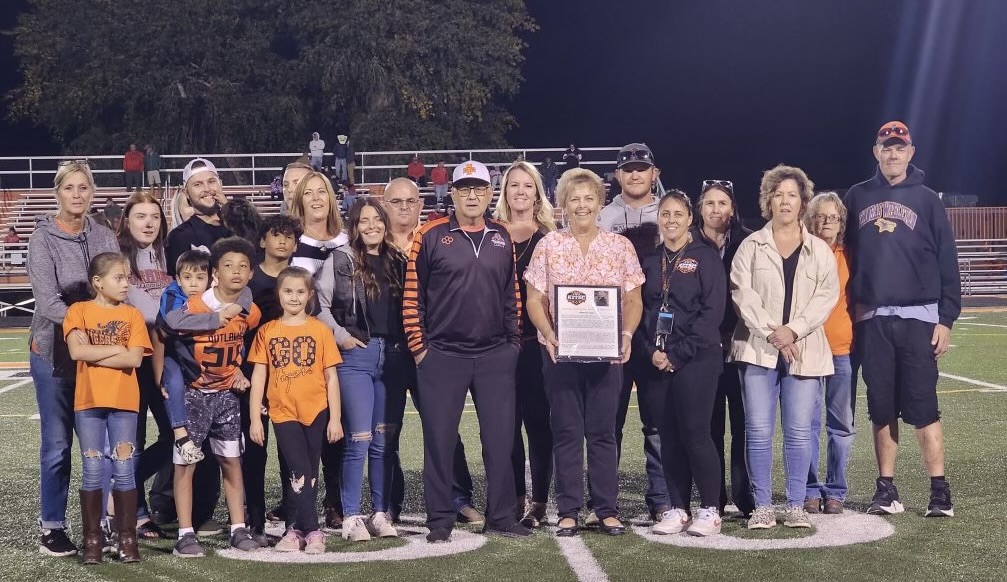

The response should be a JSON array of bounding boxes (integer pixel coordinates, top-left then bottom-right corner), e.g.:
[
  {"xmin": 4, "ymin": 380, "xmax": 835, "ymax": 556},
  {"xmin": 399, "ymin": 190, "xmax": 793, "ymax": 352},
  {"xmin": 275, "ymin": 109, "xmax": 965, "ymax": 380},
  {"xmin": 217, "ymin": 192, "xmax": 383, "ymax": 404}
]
[{"xmin": 524, "ymin": 229, "xmax": 645, "ymax": 344}]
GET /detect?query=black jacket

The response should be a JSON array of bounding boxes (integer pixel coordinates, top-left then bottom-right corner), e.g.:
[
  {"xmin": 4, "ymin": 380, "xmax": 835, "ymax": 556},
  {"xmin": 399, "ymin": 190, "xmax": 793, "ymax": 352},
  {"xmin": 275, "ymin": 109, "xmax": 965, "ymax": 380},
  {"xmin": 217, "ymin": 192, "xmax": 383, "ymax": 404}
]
[
  {"xmin": 843, "ymin": 165, "xmax": 961, "ymax": 327},
  {"xmin": 327, "ymin": 246, "xmax": 406, "ymax": 343},
  {"xmin": 694, "ymin": 224, "xmax": 751, "ymax": 341},
  {"xmin": 637, "ymin": 236, "xmax": 726, "ymax": 369}
]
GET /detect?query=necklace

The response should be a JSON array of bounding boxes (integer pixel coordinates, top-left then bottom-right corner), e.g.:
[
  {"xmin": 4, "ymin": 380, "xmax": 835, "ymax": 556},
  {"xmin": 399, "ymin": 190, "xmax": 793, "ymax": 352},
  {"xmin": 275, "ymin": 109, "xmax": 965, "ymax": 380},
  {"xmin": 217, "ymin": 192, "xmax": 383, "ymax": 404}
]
[{"xmin": 515, "ymin": 236, "xmax": 535, "ymax": 263}]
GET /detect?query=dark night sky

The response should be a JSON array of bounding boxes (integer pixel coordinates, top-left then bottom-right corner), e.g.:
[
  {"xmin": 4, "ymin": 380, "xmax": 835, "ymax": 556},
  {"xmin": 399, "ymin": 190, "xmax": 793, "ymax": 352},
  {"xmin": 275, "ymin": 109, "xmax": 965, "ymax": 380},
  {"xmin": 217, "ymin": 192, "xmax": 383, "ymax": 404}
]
[{"xmin": 3, "ymin": 0, "xmax": 1007, "ymax": 216}]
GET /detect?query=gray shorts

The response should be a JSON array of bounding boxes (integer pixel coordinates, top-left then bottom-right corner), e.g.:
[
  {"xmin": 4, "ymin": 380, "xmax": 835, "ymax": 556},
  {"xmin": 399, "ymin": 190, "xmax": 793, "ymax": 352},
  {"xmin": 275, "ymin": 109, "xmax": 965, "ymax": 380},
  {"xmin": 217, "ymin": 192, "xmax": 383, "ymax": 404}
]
[{"xmin": 178, "ymin": 389, "xmax": 242, "ymax": 463}]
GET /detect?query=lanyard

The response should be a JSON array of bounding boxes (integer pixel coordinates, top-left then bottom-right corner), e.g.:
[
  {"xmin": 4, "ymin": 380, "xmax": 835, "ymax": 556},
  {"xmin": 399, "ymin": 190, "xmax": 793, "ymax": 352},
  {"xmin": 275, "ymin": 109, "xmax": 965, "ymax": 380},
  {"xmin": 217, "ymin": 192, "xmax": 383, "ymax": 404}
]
[{"xmin": 660, "ymin": 245, "xmax": 686, "ymax": 311}]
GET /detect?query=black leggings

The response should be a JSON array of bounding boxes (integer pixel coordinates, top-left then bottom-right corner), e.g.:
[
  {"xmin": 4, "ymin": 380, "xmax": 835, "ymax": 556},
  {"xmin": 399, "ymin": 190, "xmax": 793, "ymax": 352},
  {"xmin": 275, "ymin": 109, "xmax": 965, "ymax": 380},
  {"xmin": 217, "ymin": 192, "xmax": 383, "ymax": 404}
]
[
  {"xmin": 656, "ymin": 348, "xmax": 723, "ymax": 509},
  {"xmin": 273, "ymin": 411, "xmax": 329, "ymax": 533},
  {"xmin": 511, "ymin": 341, "xmax": 553, "ymax": 503}
]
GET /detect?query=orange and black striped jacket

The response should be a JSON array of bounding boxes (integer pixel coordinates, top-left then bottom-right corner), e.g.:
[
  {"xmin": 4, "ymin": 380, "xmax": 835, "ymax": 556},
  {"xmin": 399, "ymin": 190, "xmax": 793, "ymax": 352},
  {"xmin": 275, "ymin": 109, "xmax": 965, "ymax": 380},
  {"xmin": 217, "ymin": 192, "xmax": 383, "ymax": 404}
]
[{"xmin": 403, "ymin": 215, "xmax": 521, "ymax": 358}]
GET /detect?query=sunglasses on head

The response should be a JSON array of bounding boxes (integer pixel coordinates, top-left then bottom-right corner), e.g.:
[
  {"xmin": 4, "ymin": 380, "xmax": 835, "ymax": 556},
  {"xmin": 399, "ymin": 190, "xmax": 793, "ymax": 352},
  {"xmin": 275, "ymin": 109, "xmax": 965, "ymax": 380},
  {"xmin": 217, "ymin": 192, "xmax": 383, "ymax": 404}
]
[
  {"xmin": 59, "ymin": 159, "xmax": 90, "ymax": 168},
  {"xmin": 618, "ymin": 148, "xmax": 655, "ymax": 167},
  {"xmin": 702, "ymin": 179, "xmax": 734, "ymax": 194},
  {"xmin": 877, "ymin": 125, "xmax": 909, "ymax": 138}
]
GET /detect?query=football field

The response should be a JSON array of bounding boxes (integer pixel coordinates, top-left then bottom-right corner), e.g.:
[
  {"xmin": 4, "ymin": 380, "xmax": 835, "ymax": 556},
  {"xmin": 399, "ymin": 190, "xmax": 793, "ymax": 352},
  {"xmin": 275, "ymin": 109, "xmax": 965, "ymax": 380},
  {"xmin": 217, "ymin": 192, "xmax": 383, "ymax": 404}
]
[{"xmin": 0, "ymin": 313, "xmax": 1005, "ymax": 581}]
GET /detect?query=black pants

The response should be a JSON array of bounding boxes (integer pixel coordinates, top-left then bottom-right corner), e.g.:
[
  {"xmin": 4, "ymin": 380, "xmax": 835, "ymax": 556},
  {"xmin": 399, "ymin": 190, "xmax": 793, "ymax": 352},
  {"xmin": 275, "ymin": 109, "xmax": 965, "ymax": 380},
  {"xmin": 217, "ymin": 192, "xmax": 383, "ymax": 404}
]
[
  {"xmin": 613, "ymin": 348, "xmax": 669, "ymax": 513},
  {"xmin": 320, "ymin": 439, "xmax": 345, "ymax": 513},
  {"xmin": 239, "ymin": 392, "xmax": 269, "ymax": 530},
  {"xmin": 134, "ymin": 357, "xmax": 172, "ymax": 518},
  {"xmin": 711, "ymin": 361, "xmax": 755, "ymax": 515},
  {"xmin": 273, "ymin": 411, "xmax": 328, "ymax": 533},
  {"xmin": 511, "ymin": 340, "xmax": 552, "ymax": 503},
  {"xmin": 125, "ymin": 171, "xmax": 142, "ymax": 191},
  {"xmin": 417, "ymin": 345, "xmax": 519, "ymax": 531},
  {"xmin": 543, "ymin": 352, "xmax": 622, "ymax": 520},
  {"xmin": 654, "ymin": 348, "xmax": 723, "ymax": 509}
]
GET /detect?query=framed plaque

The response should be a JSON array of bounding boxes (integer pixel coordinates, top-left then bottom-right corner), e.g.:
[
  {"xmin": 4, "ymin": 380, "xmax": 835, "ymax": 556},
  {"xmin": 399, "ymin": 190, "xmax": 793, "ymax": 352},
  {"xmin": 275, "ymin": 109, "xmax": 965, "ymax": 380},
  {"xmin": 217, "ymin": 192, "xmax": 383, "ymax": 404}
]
[{"xmin": 553, "ymin": 285, "xmax": 622, "ymax": 362}]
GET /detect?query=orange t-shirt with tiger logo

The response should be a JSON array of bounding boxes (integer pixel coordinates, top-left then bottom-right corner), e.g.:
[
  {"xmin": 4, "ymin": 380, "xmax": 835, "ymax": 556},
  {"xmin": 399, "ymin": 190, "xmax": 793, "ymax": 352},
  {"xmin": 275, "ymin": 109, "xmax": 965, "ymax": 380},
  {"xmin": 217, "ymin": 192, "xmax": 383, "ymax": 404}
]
[
  {"xmin": 63, "ymin": 301, "xmax": 153, "ymax": 412},
  {"xmin": 247, "ymin": 317, "xmax": 341, "ymax": 425}
]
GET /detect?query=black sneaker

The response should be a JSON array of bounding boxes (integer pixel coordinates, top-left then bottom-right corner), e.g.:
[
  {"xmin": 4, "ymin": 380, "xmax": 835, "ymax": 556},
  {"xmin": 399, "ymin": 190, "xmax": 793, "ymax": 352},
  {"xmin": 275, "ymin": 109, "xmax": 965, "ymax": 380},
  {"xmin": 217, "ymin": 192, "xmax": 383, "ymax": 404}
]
[
  {"xmin": 39, "ymin": 528, "xmax": 78, "ymax": 557},
  {"xmin": 925, "ymin": 481, "xmax": 954, "ymax": 517},
  {"xmin": 426, "ymin": 528, "xmax": 452, "ymax": 543},
  {"xmin": 867, "ymin": 478, "xmax": 906, "ymax": 515},
  {"xmin": 483, "ymin": 523, "xmax": 533, "ymax": 538}
]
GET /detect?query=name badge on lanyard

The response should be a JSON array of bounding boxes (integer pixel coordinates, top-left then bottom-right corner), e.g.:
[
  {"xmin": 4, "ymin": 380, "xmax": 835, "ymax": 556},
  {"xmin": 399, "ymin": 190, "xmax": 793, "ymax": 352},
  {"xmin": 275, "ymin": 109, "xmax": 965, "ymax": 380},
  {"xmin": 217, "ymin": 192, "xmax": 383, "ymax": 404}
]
[{"xmin": 655, "ymin": 247, "xmax": 683, "ymax": 350}]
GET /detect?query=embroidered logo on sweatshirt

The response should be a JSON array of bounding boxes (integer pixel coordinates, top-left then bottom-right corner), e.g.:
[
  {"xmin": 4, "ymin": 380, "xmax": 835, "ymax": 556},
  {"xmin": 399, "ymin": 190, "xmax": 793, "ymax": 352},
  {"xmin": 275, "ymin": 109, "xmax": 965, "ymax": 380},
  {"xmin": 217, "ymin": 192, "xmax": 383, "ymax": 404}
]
[
  {"xmin": 677, "ymin": 258, "xmax": 699, "ymax": 273},
  {"xmin": 491, "ymin": 232, "xmax": 506, "ymax": 248},
  {"xmin": 858, "ymin": 201, "xmax": 918, "ymax": 231}
]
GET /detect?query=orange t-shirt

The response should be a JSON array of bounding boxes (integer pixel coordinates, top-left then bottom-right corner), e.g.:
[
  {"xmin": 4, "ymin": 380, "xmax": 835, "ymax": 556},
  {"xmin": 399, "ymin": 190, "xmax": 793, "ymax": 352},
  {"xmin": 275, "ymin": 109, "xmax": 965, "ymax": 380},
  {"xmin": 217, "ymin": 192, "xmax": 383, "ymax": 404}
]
[
  {"xmin": 823, "ymin": 245, "xmax": 853, "ymax": 356},
  {"xmin": 63, "ymin": 301, "xmax": 153, "ymax": 412},
  {"xmin": 247, "ymin": 317, "xmax": 341, "ymax": 425}
]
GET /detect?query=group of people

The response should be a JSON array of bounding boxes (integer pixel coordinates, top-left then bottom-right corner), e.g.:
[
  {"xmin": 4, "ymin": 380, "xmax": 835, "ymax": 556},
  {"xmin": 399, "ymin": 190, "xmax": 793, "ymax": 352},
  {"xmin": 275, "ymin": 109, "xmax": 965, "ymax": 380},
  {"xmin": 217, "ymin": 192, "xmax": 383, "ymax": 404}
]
[
  {"xmin": 27, "ymin": 120, "xmax": 960, "ymax": 564},
  {"xmin": 308, "ymin": 132, "xmax": 354, "ymax": 183},
  {"xmin": 122, "ymin": 144, "xmax": 162, "ymax": 193}
]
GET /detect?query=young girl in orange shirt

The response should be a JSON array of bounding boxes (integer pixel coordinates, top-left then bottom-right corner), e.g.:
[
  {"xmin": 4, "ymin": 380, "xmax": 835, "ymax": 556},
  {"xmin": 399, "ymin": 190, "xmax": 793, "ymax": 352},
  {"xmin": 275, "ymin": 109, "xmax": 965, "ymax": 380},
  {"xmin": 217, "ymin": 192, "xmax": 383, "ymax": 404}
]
[
  {"xmin": 64, "ymin": 252, "xmax": 152, "ymax": 564},
  {"xmin": 248, "ymin": 266, "xmax": 343, "ymax": 554}
]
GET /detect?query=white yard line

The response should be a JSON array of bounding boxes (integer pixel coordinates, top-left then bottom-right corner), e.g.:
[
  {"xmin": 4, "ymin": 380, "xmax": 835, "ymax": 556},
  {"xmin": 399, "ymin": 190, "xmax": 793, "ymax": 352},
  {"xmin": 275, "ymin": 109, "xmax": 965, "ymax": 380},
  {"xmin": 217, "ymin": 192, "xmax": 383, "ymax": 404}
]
[
  {"xmin": 555, "ymin": 536, "xmax": 610, "ymax": 582},
  {"xmin": 0, "ymin": 378, "xmax": 32, "ymax": 395},
  {"xmin": 940, "ymin": 372, "xmax": 1007, "ymax": 392},
  {"xmin": 957, "ymin": 322, "xmax": 1007, "ymax": 329}
]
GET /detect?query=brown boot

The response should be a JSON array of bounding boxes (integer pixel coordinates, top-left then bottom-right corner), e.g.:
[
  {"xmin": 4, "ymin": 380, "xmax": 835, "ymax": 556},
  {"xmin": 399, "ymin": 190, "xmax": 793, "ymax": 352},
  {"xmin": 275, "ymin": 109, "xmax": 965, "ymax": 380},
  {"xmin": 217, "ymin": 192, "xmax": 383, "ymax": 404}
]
[
  {"xmin": 79, "ymin": 489, "xmax": 103, "ymax": 565},
  {"xmin": 112, "ymin": 489, "xmax": 141, "ymax": 563}
]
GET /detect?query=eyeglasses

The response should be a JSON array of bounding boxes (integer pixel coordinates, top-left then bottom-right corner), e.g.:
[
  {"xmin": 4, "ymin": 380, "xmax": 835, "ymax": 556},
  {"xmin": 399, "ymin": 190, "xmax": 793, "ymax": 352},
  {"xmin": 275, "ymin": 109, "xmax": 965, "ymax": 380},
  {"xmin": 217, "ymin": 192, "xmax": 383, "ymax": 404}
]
[
  {"xmin": 617, "ymin": 148, "xmax": 655, "ymax": 167},
  {"xmin": 59, "ymin": 159, "xmax": 90, "ymax": 168},
  {"xmin": 701, "ymin": 179, "xmax": 734, "ymax": 194},
  {"xmin": 385, "ymin": 198, "xmax": 421, "ymax": 208},
  {"xmin": 454, "ymin": 186, "xmax": 492, "ymax": 198},
  {"xmin": 813, "ymin": 213, "xmax": 841, "ymax": 224},
  {"xmin": 877, "ymin": 125, "xmax": 909, "ymax": 138}
]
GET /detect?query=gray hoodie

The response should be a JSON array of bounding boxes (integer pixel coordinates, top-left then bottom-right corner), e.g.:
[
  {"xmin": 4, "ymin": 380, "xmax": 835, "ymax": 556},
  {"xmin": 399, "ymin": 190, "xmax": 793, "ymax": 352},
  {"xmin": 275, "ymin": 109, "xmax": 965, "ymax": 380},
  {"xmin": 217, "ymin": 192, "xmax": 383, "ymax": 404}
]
[
  {"xmin": 28, "ymin": 214, "xmax": 119, "ymax": 372},
  {"xmin": 597, "ymin": 194, "xmax": 661, "ymax": 258}
]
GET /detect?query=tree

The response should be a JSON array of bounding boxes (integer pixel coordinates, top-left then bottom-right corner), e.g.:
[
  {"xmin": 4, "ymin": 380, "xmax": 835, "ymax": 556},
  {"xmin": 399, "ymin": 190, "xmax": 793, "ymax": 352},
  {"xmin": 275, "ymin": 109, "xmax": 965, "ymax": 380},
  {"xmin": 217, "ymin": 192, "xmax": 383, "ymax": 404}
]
[{"xmin": 8, "ymin": 0, "xmax": 535, "ymax": 156}]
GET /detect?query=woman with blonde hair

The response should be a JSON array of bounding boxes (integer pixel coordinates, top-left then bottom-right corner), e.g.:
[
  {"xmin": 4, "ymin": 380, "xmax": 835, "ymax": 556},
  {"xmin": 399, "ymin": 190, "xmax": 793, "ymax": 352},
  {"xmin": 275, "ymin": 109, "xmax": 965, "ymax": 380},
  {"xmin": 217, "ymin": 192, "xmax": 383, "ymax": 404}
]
[
  {"xmin": 29, "ymin": 160, "xmax": 119, "ymax": 556},
  {"xmin": 494, "ymin": 161, "xmax": 556, "ymax": 527},
  {"xmin": 730, "ymin": 165, "xmax": 838, "ymax": 530},
  {"xmin": 802, "ymin": 192, "xmax": 855, "ymax": 515},
  {"xmin": 289, "ymin": 171, "xmax": 348, "ymax": 276}
]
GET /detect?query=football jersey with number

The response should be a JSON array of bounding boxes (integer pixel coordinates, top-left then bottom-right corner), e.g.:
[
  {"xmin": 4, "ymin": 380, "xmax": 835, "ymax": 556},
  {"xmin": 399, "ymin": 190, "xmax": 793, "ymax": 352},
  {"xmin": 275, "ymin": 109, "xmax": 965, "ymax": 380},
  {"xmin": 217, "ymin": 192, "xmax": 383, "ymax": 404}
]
[
  {"xmin": 247, "ymin": 316, "xmax": 341, "ymax": 425},
  {"xmin": 174, "ymin": 288, "xmax": 261, "ymax": 391}
]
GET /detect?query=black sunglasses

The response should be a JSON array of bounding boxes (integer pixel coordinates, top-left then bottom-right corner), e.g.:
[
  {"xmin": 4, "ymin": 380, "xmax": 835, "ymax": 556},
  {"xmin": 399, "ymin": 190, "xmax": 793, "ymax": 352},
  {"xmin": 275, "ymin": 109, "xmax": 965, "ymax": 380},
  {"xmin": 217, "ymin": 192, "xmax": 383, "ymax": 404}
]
[
  {"xmin": 701, "ymin": 179, "xmax": 734, "ymax": 194},
  {"xmin": 617, "ymin": 148, "xmax": 655, "ymax": 166},
  {"xmin": 59, "ymin": 159, "xmax": 90, "ymax": 168},
  {"xmin": 877, "ymin": 125, "xmax": 909, "ymax": 138}
]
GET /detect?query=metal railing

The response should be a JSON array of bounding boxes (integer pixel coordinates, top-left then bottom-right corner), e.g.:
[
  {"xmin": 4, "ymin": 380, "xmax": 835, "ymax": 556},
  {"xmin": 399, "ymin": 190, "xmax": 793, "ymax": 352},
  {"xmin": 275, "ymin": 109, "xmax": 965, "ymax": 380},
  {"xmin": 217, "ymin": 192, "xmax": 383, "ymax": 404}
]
[{"xmin": 0, "ymin": 147, "xmax": 622, "ymax": 190}]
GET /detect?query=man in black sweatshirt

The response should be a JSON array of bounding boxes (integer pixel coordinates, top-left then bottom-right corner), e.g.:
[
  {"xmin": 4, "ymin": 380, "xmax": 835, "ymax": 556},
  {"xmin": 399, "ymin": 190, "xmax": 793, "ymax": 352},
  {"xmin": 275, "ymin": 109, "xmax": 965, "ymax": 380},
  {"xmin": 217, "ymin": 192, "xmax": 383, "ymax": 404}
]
[
  {"xmin": 844, "ymin": 121, "xmax": 960, "ymax": 519},
  {"xmin": 403, "ymin": 160, "xmax": 530, "ymax": 542}
]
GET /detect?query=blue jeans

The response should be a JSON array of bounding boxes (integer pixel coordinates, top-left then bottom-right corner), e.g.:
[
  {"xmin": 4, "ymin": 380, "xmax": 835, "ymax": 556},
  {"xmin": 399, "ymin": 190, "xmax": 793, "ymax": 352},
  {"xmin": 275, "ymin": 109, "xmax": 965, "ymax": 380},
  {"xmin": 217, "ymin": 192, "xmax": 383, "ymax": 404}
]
[
  {"xmin": 31, "ymin": 352, "xmax": 75, "ymax": 529},
  {"xmin": 76, "ymin": 408, "xmax": 137, "ymax": 491},
  {"xmin": 162, "ymin": 355, "xmax": 188, "ymax": 429},
  {"xmin": 807, "ymin": 354, "xmax": 856, "ymax": 501},
  {"xmin": 338, "ymin": 337, "xmax": 394, "ymax": 516},
  {"xmin": 741, "ymin": 361, "xmax": 820, "ymax": 507}
]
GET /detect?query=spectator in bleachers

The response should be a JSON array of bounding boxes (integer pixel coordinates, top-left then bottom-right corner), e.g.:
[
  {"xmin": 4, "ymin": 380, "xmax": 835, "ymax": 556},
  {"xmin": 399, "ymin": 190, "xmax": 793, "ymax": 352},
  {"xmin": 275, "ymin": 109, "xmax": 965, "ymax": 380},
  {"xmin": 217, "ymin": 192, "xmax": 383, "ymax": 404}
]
[
  {"xmin": 104, "ymin": 196, "xmax": 123, "ymax": 232},
  {"xmin": 426, "ymin": 202, "xmax": 448, "ymax": 222},
  {"xmin": 489, "ymin": 166, "xmax": 502, "ymax": 191},
  {"xmin": 407, "ymin": 155, "xmax": 427, "ymax": 188},
  {"xmin": 3, "ymin": 226, "xmax": 21, "ymax": 271},
  {"xmin": 333, "ymin": 134, "xmax": 353, "ymax": 183},
  {"xmin": 540, "ymin": 157, "xmax": 559, "ymax": 204},
  {"xmin": 269, "ymin": 174, "xmax": 283, "ymax": 202},
  {"xmin": 309, "ymin": 132, "xmax": 326, "ymax": 171},
  {"xmin": 562, "ymin": 143, "xmax": 582, "ymax": 172},
  {"xmin": 29, "ymin": 160, "xmax": 120, "ymax": 557},
  {"xmin": 164, "ymin": 158, "xmax": 231, "ymax": 277},
  {"xmin": 431, "ymin": 161, "xmax": 450, "ymax": 205},
  {"xmin": 341, "ymin": 182, "xmax": 359, "ymax": 213},
  {"xmin": 124, "ymin": 144, "xmax": 145, "ymax": 192},
  {"xmin": 145, "ymin": 145, "xmax": 162, "ymax": 196}
]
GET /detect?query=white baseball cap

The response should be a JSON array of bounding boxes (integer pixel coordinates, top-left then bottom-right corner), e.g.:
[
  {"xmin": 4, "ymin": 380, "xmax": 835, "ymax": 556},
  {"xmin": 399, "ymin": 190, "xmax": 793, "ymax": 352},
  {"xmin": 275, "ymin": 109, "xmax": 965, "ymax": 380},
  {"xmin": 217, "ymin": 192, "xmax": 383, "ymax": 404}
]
[
  {"xmin": 182, "ymin": 158, "xmax": 218, "ymax": 185},
  {"xmin": 451, "ymin": 160, "xmax": 491, "ymax": 185}
]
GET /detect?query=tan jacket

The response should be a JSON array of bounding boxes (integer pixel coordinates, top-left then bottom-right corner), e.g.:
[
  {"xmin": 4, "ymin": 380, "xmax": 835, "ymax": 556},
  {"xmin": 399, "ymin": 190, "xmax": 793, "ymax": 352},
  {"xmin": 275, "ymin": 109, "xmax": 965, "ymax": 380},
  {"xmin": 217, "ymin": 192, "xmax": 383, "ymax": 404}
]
[{"xmin": 728, "ymin": 222, "xmax": 839, "ymax": 376}]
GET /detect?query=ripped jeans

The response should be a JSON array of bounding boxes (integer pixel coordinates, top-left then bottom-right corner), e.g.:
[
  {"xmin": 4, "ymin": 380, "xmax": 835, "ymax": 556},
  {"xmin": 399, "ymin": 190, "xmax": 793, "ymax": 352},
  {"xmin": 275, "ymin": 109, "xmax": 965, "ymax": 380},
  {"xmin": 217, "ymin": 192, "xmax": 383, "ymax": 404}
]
[
  {"xmin": 338, "ymin": 337, "xmax": 398, "ymax": 516},
  {"xmin": 75, "ymin": 408, "xmax": 137, "ymax": 492},
  {"xmin": 273, "ymin": 411, "xmax": 328, "ymax": 533}
]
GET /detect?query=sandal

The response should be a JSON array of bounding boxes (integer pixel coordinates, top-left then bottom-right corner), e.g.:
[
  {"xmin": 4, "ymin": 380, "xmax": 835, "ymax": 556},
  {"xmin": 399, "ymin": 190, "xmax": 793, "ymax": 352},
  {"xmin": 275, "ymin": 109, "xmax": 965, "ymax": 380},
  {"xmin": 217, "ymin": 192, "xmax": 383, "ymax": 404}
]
[{"xmin": 137, "ymin": 519, "xmax": 169, "ymax": 539}]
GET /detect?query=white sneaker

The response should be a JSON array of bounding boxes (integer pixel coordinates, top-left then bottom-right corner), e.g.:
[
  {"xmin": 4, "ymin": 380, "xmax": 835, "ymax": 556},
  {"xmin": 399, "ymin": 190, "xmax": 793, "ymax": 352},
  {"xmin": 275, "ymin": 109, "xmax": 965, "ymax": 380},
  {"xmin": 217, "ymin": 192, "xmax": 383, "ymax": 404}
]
[
  {"xmin": 687, "ymin": 507, "xmax": 722, "ymax": 536},
  {"xmin": 652, "ymin": 508, "xmax": 690, "ymax": 535},
  {"xmin": 341, "ymin": 515, "xmax": 371, "ymax": 542},
  {"xmin": 367, "ymin": 512, "xmax": 398, "ymax": 538}
]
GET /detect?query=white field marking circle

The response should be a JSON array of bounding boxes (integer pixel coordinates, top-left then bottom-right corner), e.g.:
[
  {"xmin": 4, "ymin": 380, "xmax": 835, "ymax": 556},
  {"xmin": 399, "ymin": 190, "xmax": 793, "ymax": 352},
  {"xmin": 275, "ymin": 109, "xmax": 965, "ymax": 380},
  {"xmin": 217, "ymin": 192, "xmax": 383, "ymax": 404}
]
[
  {"xmin": 220, "ymin": 519, "xmax": 486, "ymax": 563},
  {"xmin": 633, "ymin": 513, "xmax": 894, "ymax": 550}
]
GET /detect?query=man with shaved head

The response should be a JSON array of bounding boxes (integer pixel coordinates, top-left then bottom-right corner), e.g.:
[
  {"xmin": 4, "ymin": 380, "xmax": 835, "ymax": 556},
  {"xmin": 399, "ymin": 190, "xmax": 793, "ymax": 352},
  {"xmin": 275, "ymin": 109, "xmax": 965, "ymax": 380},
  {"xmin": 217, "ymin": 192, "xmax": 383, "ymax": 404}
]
[{"xmin": 382, "ymin": 177, "xmax": 483, "ymax": 527}]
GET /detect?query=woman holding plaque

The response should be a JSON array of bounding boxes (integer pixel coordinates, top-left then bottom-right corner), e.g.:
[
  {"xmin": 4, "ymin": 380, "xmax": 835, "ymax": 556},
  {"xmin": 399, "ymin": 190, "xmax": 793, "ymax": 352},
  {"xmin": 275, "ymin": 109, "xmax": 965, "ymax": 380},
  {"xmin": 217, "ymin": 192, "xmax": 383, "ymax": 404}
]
[
  {"xmin": 729, "ymin": 165, "xmax": 838, "ymax": 531},
  {"xmin": 638, "ymin": 191, "xmax": 727, "ymax": 536},
  {"xmin": 524, "ymin": 168, "xmax": 644, "ymax": 537}
]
